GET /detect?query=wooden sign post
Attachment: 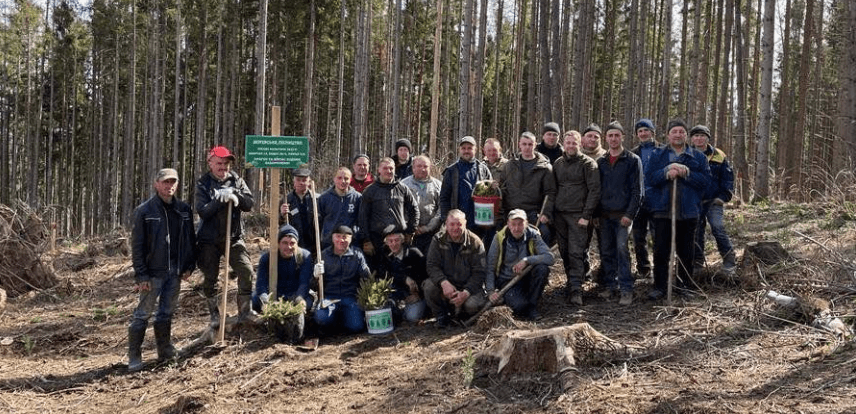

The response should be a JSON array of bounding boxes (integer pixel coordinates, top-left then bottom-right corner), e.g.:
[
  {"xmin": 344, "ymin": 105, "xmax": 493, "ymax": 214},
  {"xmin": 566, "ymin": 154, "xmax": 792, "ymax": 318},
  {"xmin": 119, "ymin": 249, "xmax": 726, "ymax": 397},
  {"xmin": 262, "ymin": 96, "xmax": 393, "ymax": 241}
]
[{"xmin": 245, "ymin": 113, "xmax": 309, "ymax": 304}]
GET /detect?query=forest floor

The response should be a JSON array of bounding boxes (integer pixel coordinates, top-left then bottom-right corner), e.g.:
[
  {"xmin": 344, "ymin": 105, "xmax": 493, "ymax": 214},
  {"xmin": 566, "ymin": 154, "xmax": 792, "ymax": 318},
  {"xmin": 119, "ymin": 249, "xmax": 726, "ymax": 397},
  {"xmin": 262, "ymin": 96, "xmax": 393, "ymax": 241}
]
[{"xmin": 1, "ymin": 200, "xmax": 855, "ymax": 414}]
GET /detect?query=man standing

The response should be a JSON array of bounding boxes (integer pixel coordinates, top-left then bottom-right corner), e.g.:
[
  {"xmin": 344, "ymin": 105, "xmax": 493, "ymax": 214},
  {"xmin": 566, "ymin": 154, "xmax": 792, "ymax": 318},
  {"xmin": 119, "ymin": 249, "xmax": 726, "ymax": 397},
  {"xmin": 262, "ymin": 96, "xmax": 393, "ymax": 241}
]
[
  {"xmin": 580, "ymin": 123, "xmax": 607, "ymax": 280},
  {"xmin": 252, "ymin": 224, "xmax": 314, "ymax": 313},
  {"xmin": 536, "ymin": 122, "xmax": 563, "ymax": 164},
  {"xmin": 690, "ymin": 124, "xmax": 737, "ymax": 276},
  {"xmin": 439, "ymin": 136, "xmax": 492, "ymax": 231},
  {"xmin": 195, "ymin": 146, "xmax": 257, "ymax": 328},
  {"xmin": 128, "ymin": 168, "xmax": 196, "ymax": 372},
  {"xmin": 499, "ymin": 131, "xmax": 556, "ymax": 245},
  {"xmin": 358, "ymin": 157, "xmax": 419, "ymax": 270},
  {"xmin": 423, "ymin": 210, "xmax": 487, "ymax": 327},
  {"xmin": 393, "ymin": 138, "xmax": 414, "ymax": 180},
  {"xmin": 486, "ymin": 209, "xmax": 554, "ymax": 320},
  {"xmin": 553, "ymin": 130, "xmax": 600, "ymax": 305},
  {"xmin": 401, "ymin": 155, "xmax": 443, "ymax": 255},
  {"xmin": 630, "ymin": 119, "xmax": 660, "ymax": 279},
  {"xmin": 317, "ymin": 167, "xmax": 362, "ymax": 249},
  {"xmin": 645, "ymin": 119, "xmax": 711, "ymax": 299},
  {"xmin": 279, "ymin": 168, "xmax": 315, "ymax": 252},
  {"xmin": 314, "ymin": 225, "xmax": 371, "ymax": 334},
  {"xmin": 596, "ymin": 122, "xmax": 644, "ymax": 305},
  {"xmin": 482, "ymin": 138, "xmax": 509, "ymax": 181},
  {"xmin": 350, "ymin": 154, "xmax": 375, "ymax": 193}
]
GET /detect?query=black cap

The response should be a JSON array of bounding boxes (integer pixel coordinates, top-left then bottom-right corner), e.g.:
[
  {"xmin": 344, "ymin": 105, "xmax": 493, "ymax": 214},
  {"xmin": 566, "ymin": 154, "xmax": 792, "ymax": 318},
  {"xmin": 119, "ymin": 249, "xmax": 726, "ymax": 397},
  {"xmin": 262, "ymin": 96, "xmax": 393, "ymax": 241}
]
[
  {"xmin": 332, "ymin": 225, "xmax": 353, "ymax": 235},
  {"xmin": 543, "ymin": 122, "xmax": 561, "ymax": 134},
  {"xmin": 293, "ymin": 168, "xmax": 311, "ymax": 177},
  {"xmin": 689, "ymin": 125, "xmax": 711, "ymax": 138},
  {"xmin": 582, "ymin": 123, "xmax": 602, "ymax": 136},
  {"xmin": 667, "ymin": 119, "xmax": 688, "ymax": 133}
]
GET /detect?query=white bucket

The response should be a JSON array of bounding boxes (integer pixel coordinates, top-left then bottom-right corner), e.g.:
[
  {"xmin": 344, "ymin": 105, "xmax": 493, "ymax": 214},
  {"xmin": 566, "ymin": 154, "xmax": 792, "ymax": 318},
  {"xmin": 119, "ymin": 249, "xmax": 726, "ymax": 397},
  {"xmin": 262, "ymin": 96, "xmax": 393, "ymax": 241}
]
[
  {"xmin": 474, "ymin": 201, "xmax": 495, "ymax": 226},
  {"xmin": 365, "ymin": 308, "xmax": 394, "ymax": 334}
]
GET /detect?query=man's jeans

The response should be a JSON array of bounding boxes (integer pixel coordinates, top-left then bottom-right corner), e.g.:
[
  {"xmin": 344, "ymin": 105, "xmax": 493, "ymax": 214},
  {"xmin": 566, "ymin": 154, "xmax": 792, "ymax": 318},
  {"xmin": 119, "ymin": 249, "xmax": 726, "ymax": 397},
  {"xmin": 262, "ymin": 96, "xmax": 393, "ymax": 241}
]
[
  {"xmin": 694, "ymin": 202, "xmax": 734, "ymax": 265},
  {"xmin": 497, "ymin": 264, "xmax": 549, "ymax": 314},
  {"xmin": 598, "ymin": 218, "xmax": 634, "ymax": 293},
  {"xmin": 313, "ymin": 296, "xmax": 365, "ymax": 333},
  {"xmin": 130, "ymin": 275, "xmax": 181, "ymax": 331}
]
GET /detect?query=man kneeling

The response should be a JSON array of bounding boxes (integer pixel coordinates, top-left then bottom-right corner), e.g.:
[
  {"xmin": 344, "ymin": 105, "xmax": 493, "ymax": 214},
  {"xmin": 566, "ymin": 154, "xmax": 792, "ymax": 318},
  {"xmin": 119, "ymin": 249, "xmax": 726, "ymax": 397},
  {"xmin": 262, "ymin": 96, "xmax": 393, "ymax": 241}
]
[
  {"xmin": 486, "ymin": 209, "xmax": 554, "ymax": 320},
  {"xmin": 423, "ymin": 210, "xmax": 487, "ymax": 327}
]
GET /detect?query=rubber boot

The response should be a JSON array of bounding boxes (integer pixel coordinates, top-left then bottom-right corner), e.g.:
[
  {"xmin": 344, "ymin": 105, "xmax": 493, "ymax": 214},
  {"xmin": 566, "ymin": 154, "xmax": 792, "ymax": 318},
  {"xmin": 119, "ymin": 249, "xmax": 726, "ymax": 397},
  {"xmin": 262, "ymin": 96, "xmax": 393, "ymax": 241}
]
[
  {"xmin": 127, "ymin": 324, "xmax": 146, "ymax": 372},
  {"xmin": 207, "ymin": 296, "xmax": 221, "ymax": 329},
  {"xmin": 153, "ymin": 320, "xmax": 176, "ymax": 362},
  {"xmin": 722, "ymin": 250, "xmax": 737, "ymax": 275},
  {"xmin": 237, "ymin": 295, "xmax": 261, "ymax": 325}
]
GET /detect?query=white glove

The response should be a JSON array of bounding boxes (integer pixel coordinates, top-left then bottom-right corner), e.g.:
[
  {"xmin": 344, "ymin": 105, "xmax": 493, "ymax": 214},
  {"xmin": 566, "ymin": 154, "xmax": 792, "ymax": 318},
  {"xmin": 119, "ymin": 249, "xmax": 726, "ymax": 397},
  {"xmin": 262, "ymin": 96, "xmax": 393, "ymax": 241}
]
[
  {"xmin": 226, "ymin": 193, "xmax": 239, "ymax": 206},
  {"xmin": 214, "ymin": 188, "xmax": 229, "ymax": 202},
  {"xmin": 259, "ymin": 293, "xmax": 270, "ymax": 305},
  {"xmin": 313, "ymin": 262, "xmax": 325, "ymax": 279}
]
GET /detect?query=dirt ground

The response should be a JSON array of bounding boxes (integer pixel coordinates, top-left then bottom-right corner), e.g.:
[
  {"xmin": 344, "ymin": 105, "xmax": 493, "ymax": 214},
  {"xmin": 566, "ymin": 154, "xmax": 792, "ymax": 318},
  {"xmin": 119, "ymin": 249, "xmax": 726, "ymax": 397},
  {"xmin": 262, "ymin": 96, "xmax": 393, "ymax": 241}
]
[{"xmin": 1, "ymin": 202, "xmax": 855, "ymax": 414}]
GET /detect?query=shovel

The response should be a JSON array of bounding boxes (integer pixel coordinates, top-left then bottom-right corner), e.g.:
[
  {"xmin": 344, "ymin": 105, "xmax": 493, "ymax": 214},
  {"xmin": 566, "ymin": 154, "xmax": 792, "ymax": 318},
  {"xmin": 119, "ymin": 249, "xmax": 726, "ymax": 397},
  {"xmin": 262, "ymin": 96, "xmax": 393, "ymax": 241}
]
[
  {"xmin": 217, "ymin": 202, "xmax": 233, "ymax": 343},
  {"xmin": 464, "ymin": 264, "xmax": 532, "ymax": 326}
]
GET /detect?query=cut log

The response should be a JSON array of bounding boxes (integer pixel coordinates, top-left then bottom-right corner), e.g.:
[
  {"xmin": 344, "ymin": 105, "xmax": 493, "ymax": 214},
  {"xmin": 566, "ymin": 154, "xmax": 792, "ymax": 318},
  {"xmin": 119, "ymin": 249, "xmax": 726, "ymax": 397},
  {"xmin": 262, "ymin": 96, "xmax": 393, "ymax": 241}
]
[{"xmin": 474, "ymin": 323, "xmax": 621, "ymax": 378}]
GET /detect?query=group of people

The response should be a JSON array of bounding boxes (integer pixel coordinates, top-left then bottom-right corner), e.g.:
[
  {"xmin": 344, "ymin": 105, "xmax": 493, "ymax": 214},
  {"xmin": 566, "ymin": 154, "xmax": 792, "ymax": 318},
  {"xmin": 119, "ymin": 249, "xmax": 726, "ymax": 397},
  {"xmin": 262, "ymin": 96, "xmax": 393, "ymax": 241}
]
[{"xmin": 128, "ymin": 120, "xmax": 737, "ymax": 370}]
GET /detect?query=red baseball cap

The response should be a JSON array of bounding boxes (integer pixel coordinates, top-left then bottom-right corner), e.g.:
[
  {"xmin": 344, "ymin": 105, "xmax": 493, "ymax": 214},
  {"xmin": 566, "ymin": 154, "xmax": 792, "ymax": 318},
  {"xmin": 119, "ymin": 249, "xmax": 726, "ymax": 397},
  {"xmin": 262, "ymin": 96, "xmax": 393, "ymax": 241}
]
[{"xmin": 208, "ymin": 146, "xmax": 236, "ymax": 161}]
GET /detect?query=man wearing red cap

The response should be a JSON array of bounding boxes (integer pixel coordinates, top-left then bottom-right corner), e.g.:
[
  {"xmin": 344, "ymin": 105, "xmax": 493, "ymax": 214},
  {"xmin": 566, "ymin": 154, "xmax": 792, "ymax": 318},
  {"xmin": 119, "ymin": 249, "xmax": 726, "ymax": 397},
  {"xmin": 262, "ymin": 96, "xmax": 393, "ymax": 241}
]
[{"xmin": 195, "ymin": 146, "xmax": 257, "ymax": 328}]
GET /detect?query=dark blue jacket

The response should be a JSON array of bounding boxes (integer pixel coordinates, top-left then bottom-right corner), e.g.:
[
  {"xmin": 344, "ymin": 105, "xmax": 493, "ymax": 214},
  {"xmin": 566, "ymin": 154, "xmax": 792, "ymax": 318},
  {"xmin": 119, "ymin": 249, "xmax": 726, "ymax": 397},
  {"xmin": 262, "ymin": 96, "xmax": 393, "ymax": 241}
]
[
  {"xmin": 596, "ymin": 149, "xmax": 644, "ymax": 220},
  {"xmin": 131, "ymin": 195, "xmax": 196, "ymax": 283},
  {"xmin": 195, "ymin": 171, "xmax": 255, "ymax": 244},
  {"xmin": 378, "ymin": 246, "xmax": 426, "ymax": 301},
  {"xmin": 321, "ymin": 246, "xmax": 371, "ymax": 299},
  {"xmin": 439, "ymin": 158, "xmax": 492, "ymax": 225},
  {"xmin": 316, "ymin": 187, "xmax": 361, "ymax": 247},
  {"xmin": 700, "ymin": 144, "xmax": 734, "ymax": 203},
  {"xmin": 253, "ymin": 248, "xmax": 313, "ymax": 307},
  {"xmin": 631, "ymin": 140, "xmax": 662, "ymax": 172},
  {"xmin": 284, "ymin": 190, "xmax": 316, "ymax": 252},
  {"xmin": 645, "ymin": 144, "xmax": 711, "ymax": 220}
]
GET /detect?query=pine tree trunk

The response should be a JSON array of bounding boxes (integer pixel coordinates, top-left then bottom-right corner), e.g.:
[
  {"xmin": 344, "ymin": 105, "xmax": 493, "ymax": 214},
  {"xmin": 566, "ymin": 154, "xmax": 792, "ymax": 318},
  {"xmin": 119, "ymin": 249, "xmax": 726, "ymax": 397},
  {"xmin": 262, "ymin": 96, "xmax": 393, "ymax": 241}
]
[{"xmin": 754, "ymin": 0, "xmax": 775, "ymax": 201}]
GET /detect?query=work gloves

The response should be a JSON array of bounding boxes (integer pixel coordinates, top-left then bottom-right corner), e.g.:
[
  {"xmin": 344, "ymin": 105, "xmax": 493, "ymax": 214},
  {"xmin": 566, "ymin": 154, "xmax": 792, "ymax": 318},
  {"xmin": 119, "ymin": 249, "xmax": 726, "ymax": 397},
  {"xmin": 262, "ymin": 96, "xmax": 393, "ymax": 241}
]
[
  {"xmin": 214, "ymin": 188, "xmax": 239, "ymax": 206},
  {"xmin": 313, "ymin": 262, "xmax": 325, "ymax": 279}
]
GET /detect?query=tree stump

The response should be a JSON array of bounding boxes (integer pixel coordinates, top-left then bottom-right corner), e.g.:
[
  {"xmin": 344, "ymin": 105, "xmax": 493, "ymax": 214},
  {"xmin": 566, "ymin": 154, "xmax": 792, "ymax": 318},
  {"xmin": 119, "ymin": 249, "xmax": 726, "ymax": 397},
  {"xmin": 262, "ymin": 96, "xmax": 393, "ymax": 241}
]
[
  {"xmin": 473, "ymin": 323, "xmax": 622, "ymax": 390},
  {"xmin": 744, "ymin": 241, "xmax": 791, "ymax": 265}
]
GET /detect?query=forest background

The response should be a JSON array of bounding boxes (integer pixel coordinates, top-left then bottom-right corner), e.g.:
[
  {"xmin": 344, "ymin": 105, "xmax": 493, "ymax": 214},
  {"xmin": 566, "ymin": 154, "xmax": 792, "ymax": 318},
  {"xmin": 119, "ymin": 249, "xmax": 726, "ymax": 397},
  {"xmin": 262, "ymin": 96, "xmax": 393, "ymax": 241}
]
[{"xmin": 1, "ymin": 0, "xmax": 855, "ymax": 238}]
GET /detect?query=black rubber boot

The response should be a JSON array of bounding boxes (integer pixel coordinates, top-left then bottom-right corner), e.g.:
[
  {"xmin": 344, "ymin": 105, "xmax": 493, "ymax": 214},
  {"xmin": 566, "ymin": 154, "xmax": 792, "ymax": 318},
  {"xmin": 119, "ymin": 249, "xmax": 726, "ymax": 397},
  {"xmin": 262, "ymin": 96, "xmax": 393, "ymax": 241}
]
[
  {"xmin": 127, "ymin": 324, "xmax": 146, "ymax": 372},
  {"xmin": 153, "ymin": 320, "xmax": 176, "ymax": 362},
  {"xmin": 207, "ymin": 296, "xmax": 221, "ymax": 329}
]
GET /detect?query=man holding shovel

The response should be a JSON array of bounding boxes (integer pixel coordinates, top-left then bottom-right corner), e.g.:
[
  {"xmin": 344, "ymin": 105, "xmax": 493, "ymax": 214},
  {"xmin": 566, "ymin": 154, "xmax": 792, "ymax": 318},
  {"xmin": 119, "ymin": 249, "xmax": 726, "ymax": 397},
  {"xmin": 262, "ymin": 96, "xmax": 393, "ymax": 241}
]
[
  {"xmin": 195, "ymin": 145, "xmax": 257, "ymax": 328},
  {"xmin": 486, "ymin": 209, "xmax": 554, "ymax": 321}
]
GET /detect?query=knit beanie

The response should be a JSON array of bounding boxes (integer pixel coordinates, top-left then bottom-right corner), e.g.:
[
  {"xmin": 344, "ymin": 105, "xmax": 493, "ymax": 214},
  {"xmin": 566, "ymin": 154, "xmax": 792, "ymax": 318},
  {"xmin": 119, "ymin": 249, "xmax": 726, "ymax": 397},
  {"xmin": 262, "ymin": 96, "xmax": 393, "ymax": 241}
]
[
  {"xmin": 666, "ymin": 119, "xmax": 688, "ymax": 133},
  {"xmin": 605, "ymin": 121, "xmax": 624, "ymax": 135},
  {"xmin": 395, "ymin": 138, "xmax": 413, "ymax": 152},
  {"xmin": 635, "ymin": 118, "xmax": 655, "ymax": 132},
  {"xmin": 582, "ymin": 123, "xmax": 602, "ymax": 136},
  {"xmin": 543, "ymin": 122, "xmax": 561, "ymax": 134},
  {"xmin": 689, "ymin": 125, "xmax": 711, "ymax": 139},
  {"xmin": 278, "ymin": 224, "xmax": 299, "ymax": 242}
]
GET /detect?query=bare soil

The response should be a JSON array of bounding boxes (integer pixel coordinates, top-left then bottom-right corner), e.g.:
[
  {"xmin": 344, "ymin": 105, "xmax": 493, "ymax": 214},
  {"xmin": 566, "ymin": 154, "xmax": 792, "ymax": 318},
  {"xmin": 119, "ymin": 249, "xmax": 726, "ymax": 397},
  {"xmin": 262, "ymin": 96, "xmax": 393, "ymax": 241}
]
[{"xmin": 1, "ymin": 202, "xmax": 855, "ymax": 414}]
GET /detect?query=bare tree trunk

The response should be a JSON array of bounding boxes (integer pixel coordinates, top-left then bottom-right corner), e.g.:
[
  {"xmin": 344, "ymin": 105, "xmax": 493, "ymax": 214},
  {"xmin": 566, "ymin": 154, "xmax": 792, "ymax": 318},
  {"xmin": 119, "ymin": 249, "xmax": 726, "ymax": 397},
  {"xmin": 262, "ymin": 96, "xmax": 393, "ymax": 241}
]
[
  {"xmin": 353, "ymin": 0, "xmax": 371, "ymax": 156},
  {"xmin": 527, "ymin": 0, "xmax": 538, "ymax": 131},
  {"xmin": 304, "ymin": 0, "xmax": 315, "ymax": 141},
  {"xmin": 472, "ymin": 0, "xmax": 488, "ymax": 141},
  {"xmin": 336, "ymin": 0, "xmax": 347, "ymax": 165},
  {"xmin": 458, "ymin": 0, "xmax": 475, "ymax": 138},
  {"xmin": 792, "ymin": 0, "xmax": 815, "ymax": 199},
  {"xmin": 122, "ymin": 4, "xmax": 138, "ymax": 227},
  {"xmin": 491, "ymin": 0, "xmax": 504, "ymax": 138},
  {"xmin": 390, "ymin": 0, "xmax": 403, "ymax": 143},
  {"xmin": 657, "ymin": 0, "xmax": 673, "ymax": 132},
  {"xmin": 550, "ymin": 0, "xmax": 562, "ymax": 127},
  {"xmin": 714, "ymin": 0, "xmax": 733, "ymax": 148},
  {"xmin": 754, "ymin": 0, "xmax": 775, "ymax": 201},
  {"xmin": 539, "ymin": 0, "xmax": 551, "ymax": 123},
  {"xmin": 429, "ymin": 0, "xmax": 443, "ymax": 160},
  {"xmin": 834, "ymin": 0, "xmax": 856, "ymax": 173},
  {"xmin": 776, "ymin": 0, "xmax": 794, "ymax": 198},
  {"xmin": 512, "ymin": 0, "xmax": 527, "ymax": 139},
  {"xmin": 678, "ymin": 0, "xmax": 689, "ymax": 117}
]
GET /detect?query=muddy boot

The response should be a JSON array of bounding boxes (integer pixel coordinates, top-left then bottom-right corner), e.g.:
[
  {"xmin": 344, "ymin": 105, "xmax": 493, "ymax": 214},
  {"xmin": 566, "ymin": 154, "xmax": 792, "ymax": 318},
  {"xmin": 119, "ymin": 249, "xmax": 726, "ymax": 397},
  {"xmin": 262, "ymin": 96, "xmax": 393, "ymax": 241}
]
[
  {"xmin": 153, "ymin": 320, "xmax": 176, "ymax": 362},
  {"xmin": 722, "ymin": 250, "xmax": 737, "ymax": 276},
  {"xmin": 127, "ymin": 324, "xmax": 146, "ymax": 372},
  {"xmin": 207, "ymin": 296, "xmax": 221, "ymax": 329},
  {"xmin": 237, "ymin": 295, "xmax": 261, "ymax": 325}
]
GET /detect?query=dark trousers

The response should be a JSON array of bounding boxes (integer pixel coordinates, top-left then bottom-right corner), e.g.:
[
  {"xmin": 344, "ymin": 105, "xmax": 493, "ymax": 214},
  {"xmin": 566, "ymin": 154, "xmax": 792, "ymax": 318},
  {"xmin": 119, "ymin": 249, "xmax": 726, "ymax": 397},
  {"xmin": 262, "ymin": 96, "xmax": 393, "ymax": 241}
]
[
  {"xmin": 554, "ymin": 212, "xmax": 589, "ymax": 292},
  {"xmin": 198, "ymin": 240, "xmax": 254, "ymax": 298},
  {"xmin": 652, "ymin": 217, "xmax": 698, "ymax": 292},
  {"xmin": 497, "ymin": 264, "xmax": 549, "ymax": 315},
  {"xmin": 631, "ymin": 208, "xmax": 654, "ymax": 274}
]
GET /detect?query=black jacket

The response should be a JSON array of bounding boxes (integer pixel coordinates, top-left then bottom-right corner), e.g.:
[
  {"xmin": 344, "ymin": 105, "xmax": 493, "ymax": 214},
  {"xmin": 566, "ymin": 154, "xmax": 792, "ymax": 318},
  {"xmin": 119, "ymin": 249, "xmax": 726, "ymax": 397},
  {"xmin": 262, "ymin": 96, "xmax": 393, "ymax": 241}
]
[
  {"xmin": 131, "ymin": 195, "xmax": 196, "ymax": 283},
  {"xmin": 194, "ymin": 171, "xmax": 255, "ymax": 244},
  {"xmin": 358, "ymin": 179, "xmax": 419, "ymax": 240}
]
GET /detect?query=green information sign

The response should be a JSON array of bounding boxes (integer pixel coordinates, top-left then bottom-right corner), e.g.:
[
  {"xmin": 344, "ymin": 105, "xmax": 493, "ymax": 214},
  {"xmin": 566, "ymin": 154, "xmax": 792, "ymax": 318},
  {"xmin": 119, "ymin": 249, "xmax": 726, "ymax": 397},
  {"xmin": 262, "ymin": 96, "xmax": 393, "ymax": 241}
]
[{"xmin": 244, "ymin": 135, "xmax": 309, "ymax": 168}]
